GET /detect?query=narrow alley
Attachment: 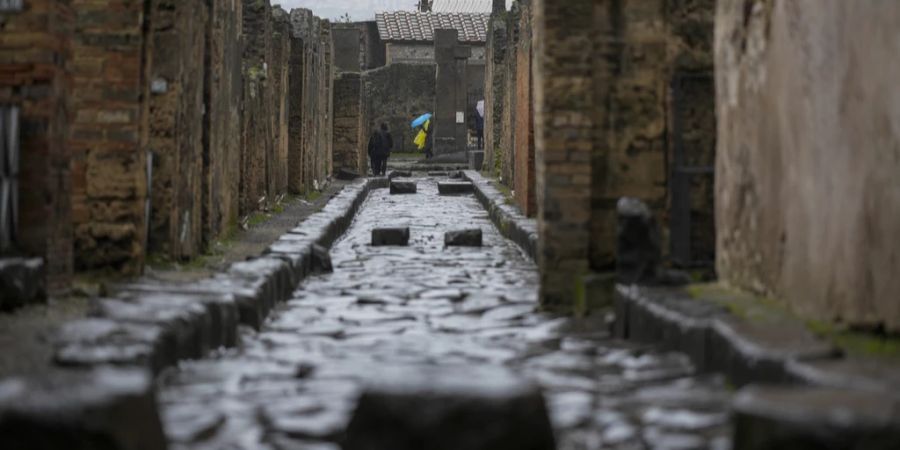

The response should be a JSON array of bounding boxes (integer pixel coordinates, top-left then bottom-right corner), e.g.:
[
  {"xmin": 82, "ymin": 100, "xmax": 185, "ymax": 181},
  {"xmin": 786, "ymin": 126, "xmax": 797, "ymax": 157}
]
[{"xmin": 158, "ymin": 176, "xmax": 731, "ymax": 449}]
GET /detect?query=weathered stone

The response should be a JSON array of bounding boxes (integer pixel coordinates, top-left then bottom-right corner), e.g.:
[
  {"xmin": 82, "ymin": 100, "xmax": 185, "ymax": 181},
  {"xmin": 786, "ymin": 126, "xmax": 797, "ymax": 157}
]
[
  {"xmin": 336, "ymin": 169, "xmax": 360, "ymax": 180},
  {"xmin": 616, "ymin": 197, "xmax": 661, "ymax": 285},
  {"xmin": 733, "ymin": 385, "xmax": 900, "ymax": 450},
  {"xmin": 54, "ymin": 318, "xmax": 172, "ymax": 373},
  {"xmin": 0, "ymin": 368, "xmax": 166, "ymax": 450},
  {"xmin": 390, "ymin": 181, "xmax": 417, "ymax": 194},
  {"xmin": 372, "ymin": 228, "xmax": 410, "ymax": 246},
  {"xmin": 438, "ymin": 182, "xmax": 474, "ymax": 195},
  {"xmin": 311, "ymin": 244, "xmax": 334, "ymax": 274},
  {"xmin": 0, "ymin": 258, "xmax": 46, "ymax": 311},
  {"xmin": 445, "ymin": 229, "xmax": 483, "ymax": 247},
  {"xmin": 344, "ymin": 365, "xmax": 555, "ymax": 450},
  {"xmin": 387, "ymin": 170, "xmax": 412, "ymax": 180}
]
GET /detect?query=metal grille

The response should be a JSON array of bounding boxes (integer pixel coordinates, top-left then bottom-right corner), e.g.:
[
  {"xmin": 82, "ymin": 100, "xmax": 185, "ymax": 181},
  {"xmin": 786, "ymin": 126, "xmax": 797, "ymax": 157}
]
[
  {"xmin": 1, "ymin": 105, "xmax": 20, "ymax": 253},
  {"xmin": 0, "ymin": 0, "xmax": 24, "ymax": 12},
  {"xmin": 670, "ymin": 73, "xmax": 716, "ymax": 268}
]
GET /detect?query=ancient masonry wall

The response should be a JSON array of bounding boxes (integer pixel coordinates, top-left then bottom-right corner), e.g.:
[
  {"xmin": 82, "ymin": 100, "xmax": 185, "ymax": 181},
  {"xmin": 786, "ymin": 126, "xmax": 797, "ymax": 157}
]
[
  {"xmin": 2, "ymin": 1, "xmax": 334, "ymax": 290},
  {"xmin": 289, "ymin": 9, "xmax": 334, "ymax": 194},
  {"xmin": 482, "ymin": 8, "xmax": 507, "ymax": 184},
  {"xmin": 363, "ymin": 64, "xmax": 436, "ymax": 155},
  {"xmin": 332, "ymin": 72, "xmax": 365, "ymax": 173},
  {"xmin": 148, "ymin": 0, "xmax": 208, "ymax": 260},
  {"xmin": 0, "ymin": 0, "xmax": 74, "ymax": 292},
  {"xmin": 512, "ymin": 2, "xmax": 535, "ymax": 217},
  {"xmin": 715, "ymin": 0, "xmax": 900, "ymax": 332},
  {"xmin": 70, "ymin": 0, "xmax": 152, "ymax": 274}
]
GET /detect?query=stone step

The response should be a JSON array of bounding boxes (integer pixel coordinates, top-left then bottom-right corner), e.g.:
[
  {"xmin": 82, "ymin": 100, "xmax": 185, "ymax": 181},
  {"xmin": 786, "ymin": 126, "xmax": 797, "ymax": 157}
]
[
  {"xmin": 372, "ymin": 227, "xmax": 411, "ymax": 246},
  {"xmin": 445, "ymin": 229, "xmax": 483, "ymax": 247},
  {"xmin": 438, "ymin": 181, "xmax": 474, "ymax": 195},
  {"xmin": 344, "ymin": 365, "xmax": 555, "ymax": 450},
  {"xmin": 390, "ymin": 181, "xmax": 417, "ymax": 194}
]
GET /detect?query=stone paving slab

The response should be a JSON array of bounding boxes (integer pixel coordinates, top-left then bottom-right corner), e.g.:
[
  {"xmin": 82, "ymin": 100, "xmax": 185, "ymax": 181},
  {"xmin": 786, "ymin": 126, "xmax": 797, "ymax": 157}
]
[{"xmin": 154, "ymin": 177, "xmax": 733, "ymax": 449}]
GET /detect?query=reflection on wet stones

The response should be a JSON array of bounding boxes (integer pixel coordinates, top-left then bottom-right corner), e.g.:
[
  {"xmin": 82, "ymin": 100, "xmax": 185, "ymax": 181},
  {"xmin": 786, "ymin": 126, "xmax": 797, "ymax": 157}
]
[{"xmin": 157, "ymin": 178, "xmax": 731, "ymax": 449}]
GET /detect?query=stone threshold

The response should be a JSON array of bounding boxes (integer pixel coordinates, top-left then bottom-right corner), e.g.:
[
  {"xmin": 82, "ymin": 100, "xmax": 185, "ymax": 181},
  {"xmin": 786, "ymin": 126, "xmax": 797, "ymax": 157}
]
[
  {"xmin": 0, "ymin": 178, "xmax": 391, "ymax": 447},
  {"xmin": 462, "ymin": 170, "xmax": 537, "ymax": 261},
  {"xmin": 614, "ymin": 283, "xmax": 900, "ymax": 447}
]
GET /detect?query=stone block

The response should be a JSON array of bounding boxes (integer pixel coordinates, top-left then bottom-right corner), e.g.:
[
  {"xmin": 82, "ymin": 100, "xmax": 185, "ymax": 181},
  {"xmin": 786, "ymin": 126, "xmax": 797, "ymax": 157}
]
[
  {"xmin": 311, "ymin": 244, "xmax": 333, "ymax": 274},
  {"xmin": 344, "ymin": 365, "xmax": 555, "ymax": 450},
  {"xmin": 733, "ymin": 386, "xmax": 900, "ymax": 450},
  {"xmin": 54, "ymin": 318, "xmax": 172, "ymax": 374},
  {"xmin": 438, "ymin": 182, "xmax": 474, "ymax": 195},
  {"xmin": 616, "ymin": 197, "xmax": 660, "ymax": 285},
  {"xmin": 445, "ymin": 229, "xmax": 483, "ymax": 247},
  {"xmin": 428, "ymin": 171, "xmax": 448, "ymax": 177},
  {"xmin": 372, "ymin": 228, "xmax": 410, "ymax": 246},
  {"xmin": 390, "ymin": 181, "xmax": 417, "ymax": 194},
  {"xmin": 336, "ymin": 168, "xmax": 360, "ymax": 180},
  {"xmin": 388, "ymin": 170, "xmax": 412, "ymax": 180},
  {"xmin": 0, "ymin": 368, "xmax": 167, "ymax": 450},
  {"xmin": 0, "ymin": 258, "xmax": 46, "ymax": 311}
]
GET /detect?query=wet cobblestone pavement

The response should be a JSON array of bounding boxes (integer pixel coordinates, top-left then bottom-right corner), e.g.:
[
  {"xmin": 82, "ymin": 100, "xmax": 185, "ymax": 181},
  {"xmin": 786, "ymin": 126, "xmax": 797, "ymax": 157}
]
[{"xmin": 158, "ymin": 178, "xmax": 734, "ymax": 450}]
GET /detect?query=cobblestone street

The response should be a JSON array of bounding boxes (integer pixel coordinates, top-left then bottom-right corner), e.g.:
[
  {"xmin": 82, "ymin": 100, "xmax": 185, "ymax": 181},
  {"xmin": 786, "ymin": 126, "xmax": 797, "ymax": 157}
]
[{"xmin": 158, "ymin": 178, "xmax": 733, "ymax": 449}]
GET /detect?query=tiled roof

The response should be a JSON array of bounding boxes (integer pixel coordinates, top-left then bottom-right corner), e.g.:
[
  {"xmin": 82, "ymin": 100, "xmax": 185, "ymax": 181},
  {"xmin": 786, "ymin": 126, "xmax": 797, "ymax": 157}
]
[
  {"xmin": 376, "ymin": 11, "xmax": 489, "ymax": 43},
  {"xmin": 431, "ymin": 0, "xmax": 493, "ymax": 13}
]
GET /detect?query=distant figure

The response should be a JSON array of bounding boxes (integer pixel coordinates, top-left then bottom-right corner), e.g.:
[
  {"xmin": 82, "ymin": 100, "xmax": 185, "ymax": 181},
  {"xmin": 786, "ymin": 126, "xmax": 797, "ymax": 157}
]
[
  {"xmin": 368, "ymin": 123, "xmax": 393, "ymax": 176},
  {"xmin": 475, "ymin": 100, "xmax": 485, "ymax": 150},
  {"xmin": 414, "ymin": 116, "xmax": 434, "ymax": 159}
]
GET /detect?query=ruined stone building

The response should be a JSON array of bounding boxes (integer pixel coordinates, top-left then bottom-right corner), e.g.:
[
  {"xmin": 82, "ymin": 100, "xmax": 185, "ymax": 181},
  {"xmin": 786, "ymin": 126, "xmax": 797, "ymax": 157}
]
[
  {"xmin": 0, "ymin": 0, "xmax": 334, "ymax": 302},
  {"xmin": 484, "ymin": 0, "xmax": 716, "ymax": 307}
]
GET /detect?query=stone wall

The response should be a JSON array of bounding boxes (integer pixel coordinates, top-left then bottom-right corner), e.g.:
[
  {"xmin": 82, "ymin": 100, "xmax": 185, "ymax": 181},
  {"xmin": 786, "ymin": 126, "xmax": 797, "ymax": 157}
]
[
  {"xmin": 332, "ymin": 72, "xmax": 365, "ymax": 173},
  {"xmin": 512, "ymin": 3, "xmax": 535, "ymax": 216},
  {"xmin": 715, "ymin": 0, "xmax": 900, "ymax": 332},
  {"xmin": 386, "ymin": 43, "xmax": 486, "ymax": 65},
  {"xmin": 363, "ymin": 64, "xmax": 437, "ymax": 155},
  {"xmin": 289, "ymin": 9, "xmax": 334, "ymax": 193},
  {"xmin": 483, "ymin": 9, "xmax": 507, "ymax": 183},
  {"xmin": 148, "ymin": 0, "xmax": 208, "ymax": 260},
  {"xmin": 70, "ymin": 0, "xmax": 152, "ymax": 274},
  {"xmin": 204, "ymin": 0, "xmax": 244, "ymax": 246},
  {"xmin": 0, "ymin": 0, "xmax": 74, "ymax": 292}
]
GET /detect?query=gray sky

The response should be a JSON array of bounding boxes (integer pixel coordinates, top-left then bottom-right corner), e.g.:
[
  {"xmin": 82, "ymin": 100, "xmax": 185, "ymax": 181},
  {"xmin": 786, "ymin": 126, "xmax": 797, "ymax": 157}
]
[
  {"xmin": 273, "ymin": 0, "xmax": 420, "ymax": 21},
  {"xmin": 273, "ymin": 0, "xmax": 513, "ymax": 22}
]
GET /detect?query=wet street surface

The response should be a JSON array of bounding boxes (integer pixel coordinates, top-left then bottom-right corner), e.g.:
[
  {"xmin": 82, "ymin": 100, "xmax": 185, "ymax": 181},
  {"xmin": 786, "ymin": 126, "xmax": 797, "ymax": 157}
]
[{"xmin": 158, "ymin": 178, "xmax": 734, "ymax": 450}]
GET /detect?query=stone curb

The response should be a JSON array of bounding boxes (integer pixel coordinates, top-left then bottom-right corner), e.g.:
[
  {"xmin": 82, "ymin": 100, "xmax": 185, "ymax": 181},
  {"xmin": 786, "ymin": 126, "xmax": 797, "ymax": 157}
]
[
  {"xmin": 614, "ymin": 284, "xmax": 900, "ymax": 445},
  {"xmin": 53, "ymin": 177, "xmax": 388, "ymax": 377},
  {"xmin": 462, "ymin": 171, "xmax": 538, "ymax": 261}
]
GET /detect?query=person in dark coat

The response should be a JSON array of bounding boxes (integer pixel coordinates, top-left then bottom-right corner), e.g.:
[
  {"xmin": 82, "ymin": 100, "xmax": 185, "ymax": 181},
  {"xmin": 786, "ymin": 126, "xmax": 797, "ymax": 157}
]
[{"xmin": 367, "ymin": 123, "xmax": 393, "ymax": 176}]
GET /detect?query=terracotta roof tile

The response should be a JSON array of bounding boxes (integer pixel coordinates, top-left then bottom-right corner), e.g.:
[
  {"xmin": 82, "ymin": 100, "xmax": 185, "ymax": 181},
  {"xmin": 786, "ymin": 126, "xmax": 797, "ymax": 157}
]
[
  {"xmin": 376, "ymin": 11, "xmax": 489, "ymax": 43},
  {"xmin": 431, "ymin": 0, "xmax": 494, "ymax": 13}
]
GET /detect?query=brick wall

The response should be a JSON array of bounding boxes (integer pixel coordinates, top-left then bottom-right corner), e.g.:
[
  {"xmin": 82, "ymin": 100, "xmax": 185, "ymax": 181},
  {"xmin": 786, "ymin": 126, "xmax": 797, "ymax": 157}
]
[
  {"xmin": 512, "ymin": 2, "xmax": 534, "ymax": 216},
  {"xmin": 271, "ymin": 8, "xmax": 291, "ymax": 195},
  {"xmin": 0, "ymin": 0, "xmax": 74, "ymax": 292},
  {"xmin": 482, "ymin": 10, "xmax": 507, "ymax": 180},
  {"xmin": 71, "ymin": 0, "xmax": 152, "ymax": 274}
]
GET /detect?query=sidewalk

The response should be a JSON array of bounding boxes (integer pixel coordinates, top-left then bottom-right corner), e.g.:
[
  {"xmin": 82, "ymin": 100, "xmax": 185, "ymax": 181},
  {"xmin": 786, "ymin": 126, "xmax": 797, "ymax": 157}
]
[{"xmin": 0, "ymin": 181, "xmax": 349, "ymax": 378}]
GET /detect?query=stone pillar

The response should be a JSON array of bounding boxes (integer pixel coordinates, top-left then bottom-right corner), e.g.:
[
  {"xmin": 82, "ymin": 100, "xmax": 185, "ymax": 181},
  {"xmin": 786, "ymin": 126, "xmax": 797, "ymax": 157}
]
[
  {"xmin": 0, "ymin": 0, "xmax": 74, "ymax": 294},
  {"xmin": 532, "ymin": 0, "xmax": 594, "ymax": 309},
  {"xmin": 433, "ymin": 29, "xmax": 470, "ymax": 159}
]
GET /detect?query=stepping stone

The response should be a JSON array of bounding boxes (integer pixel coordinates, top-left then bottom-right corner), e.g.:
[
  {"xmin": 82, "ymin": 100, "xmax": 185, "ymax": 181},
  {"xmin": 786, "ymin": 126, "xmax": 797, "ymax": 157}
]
[
  {"xmin": 388, "ymin": 170, "xmax": 412, "ymax": 180},
  {"xmin": 0, "ymin": 368, "xmax": 167, "ymax": 450},
  {"xmin": 372, "ymin": 227, "xmax": 410, "ymax": 246},
  {"xmin": 445, "ymin": 229, "xmax": 483, "ymax": 247},
  {"xmin": 390, "ymin": 181, "xmax": 417, "ymax": 194},
  {"xmin": 344, "ymin": 365, "xmax": 555, "ymax": 450},
  {"xmin": 438, "ymin": 182, "xmax": 474, "ymax": 195},
  {"xmin": 336, "ymin": 168, "xmax": 360, "ymax": 180}
]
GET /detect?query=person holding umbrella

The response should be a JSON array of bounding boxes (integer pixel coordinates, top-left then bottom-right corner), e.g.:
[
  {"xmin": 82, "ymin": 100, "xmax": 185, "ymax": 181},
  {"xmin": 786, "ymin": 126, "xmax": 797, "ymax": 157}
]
[
  {"xmin": 367, "ymin": 123, "xmax": 393, "ymax": 176},
  {"xmin": 412, "ymin": 113, "xmax": 434, "ymax": 159}
]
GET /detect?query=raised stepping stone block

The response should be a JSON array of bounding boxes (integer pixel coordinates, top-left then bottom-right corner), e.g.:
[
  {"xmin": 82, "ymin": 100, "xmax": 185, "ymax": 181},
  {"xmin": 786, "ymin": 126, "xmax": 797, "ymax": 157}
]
[
  {"xmin": 372, "ymin": 227, "xmax": 410, "ymax": 246},
  {"xmin": 0, "ymin": 368, "xmax": 167, "ymax": 450},
  {"xmin": 0, "ymin": 257, "xmax": 46, "ymax": 311},
  {"xmin": 390, "ymin": 181, "xmax": 417, "ymax": 194},
  {"xmin": 438, "ymin": 182, "xmax": 474, "ymax": 195},
  {"xmin": 733, "ymin": 385, "xmax": 900, "ymax": 450},
  {"xmin": 336, "ymin": 168, "xmax": 360, "ymax": 180},
  {"xmin": 388, "ymin": 170, "xmax": 412, "ymax": 180},
  {"xmin": 445, "ymin": 229, "xmax": 483, "ymax": 247},
  {"xmin": 345, "ymin": 365, "xmax": 555, "ymax": 450}
]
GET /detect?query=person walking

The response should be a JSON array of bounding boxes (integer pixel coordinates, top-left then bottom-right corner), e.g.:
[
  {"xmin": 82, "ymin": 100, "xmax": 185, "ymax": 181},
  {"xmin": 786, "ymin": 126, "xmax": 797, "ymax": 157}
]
[
  {"xmin": 367, "ymin": 123, "xmax": 393, "ymax": 176},
  {"xmin": 475, "ymin": 101, "xmax": 485, "ymax": 150}
]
